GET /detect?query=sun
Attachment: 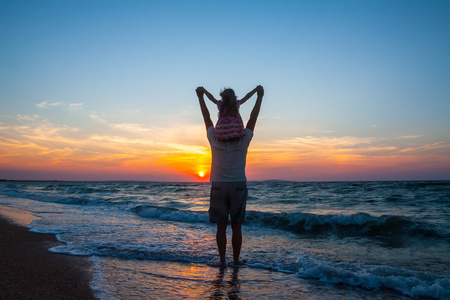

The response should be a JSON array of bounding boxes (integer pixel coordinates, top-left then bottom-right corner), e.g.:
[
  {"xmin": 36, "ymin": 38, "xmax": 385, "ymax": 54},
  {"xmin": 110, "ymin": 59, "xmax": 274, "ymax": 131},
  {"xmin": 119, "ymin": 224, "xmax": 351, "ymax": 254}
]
[{"xmin": 198, "ymin": 171, "xmax": 205, "ymax": 178}]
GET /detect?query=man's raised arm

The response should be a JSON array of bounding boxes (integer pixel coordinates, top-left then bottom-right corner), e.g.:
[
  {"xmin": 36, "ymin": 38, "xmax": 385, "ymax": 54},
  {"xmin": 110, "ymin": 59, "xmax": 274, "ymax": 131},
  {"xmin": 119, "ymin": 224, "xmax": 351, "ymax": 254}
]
[
  {"xmin": 196, "ymin": 87, "xmax": 214, "ymax": 130},
  {"xmin": 246, "ymin": 85, "xmax": 264, "ymax": 132}
]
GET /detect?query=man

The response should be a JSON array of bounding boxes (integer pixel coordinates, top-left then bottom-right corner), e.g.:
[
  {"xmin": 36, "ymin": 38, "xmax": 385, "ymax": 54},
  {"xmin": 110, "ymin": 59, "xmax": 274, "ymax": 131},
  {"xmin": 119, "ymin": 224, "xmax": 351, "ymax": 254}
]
[{"xmin": 196, "ymin": 85, "xmax": 264, "ymax": 267}]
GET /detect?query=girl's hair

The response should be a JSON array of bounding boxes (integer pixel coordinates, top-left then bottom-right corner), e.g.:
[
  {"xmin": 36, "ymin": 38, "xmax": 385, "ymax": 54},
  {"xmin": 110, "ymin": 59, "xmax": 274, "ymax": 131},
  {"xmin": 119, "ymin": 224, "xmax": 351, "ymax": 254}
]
[{"xmin": 219, "ymin": 88, "xmax": 239, "ymax": 117}]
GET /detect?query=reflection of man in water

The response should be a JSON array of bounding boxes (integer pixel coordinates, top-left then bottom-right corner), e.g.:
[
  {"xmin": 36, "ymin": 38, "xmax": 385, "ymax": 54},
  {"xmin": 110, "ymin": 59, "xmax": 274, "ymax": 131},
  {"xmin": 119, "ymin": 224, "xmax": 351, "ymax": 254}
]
[
  {"xmin": 196, "ymin": 85, "xmax": 264, "ymax": 267},
  {"xmin": 211, "ymin": 266, "xmax": 241, "ymax": 299}
]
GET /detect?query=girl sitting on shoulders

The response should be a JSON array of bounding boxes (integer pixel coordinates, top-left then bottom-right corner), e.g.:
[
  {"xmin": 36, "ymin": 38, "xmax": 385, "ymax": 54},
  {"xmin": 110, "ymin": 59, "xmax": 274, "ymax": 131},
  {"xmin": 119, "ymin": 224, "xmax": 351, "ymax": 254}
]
[{"xmin": 201, "ymin": 86, "xmax": 260, "ymax": 140}]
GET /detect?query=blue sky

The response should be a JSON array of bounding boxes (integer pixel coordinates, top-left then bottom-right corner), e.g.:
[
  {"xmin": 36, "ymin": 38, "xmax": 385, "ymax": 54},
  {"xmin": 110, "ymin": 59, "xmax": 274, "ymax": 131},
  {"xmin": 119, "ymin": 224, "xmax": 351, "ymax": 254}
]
[{"xmin": 1, "ymin": 0, "xmax": 449, "ymax": 181}]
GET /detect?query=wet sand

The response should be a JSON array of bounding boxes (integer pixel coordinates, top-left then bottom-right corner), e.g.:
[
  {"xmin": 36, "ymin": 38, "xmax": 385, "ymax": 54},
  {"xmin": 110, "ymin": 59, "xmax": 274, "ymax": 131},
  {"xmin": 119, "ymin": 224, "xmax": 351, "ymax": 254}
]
[{"xmin": 0, "ymin": 210, "xmax": 96, "ymax": 299}]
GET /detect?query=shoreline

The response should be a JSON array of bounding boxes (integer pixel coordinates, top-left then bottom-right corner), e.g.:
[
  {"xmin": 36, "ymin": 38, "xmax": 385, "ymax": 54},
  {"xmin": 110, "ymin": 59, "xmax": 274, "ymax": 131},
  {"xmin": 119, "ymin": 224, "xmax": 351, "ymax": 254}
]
[{"xmin": 0, "ymin": 207, "xmax": 96, "ymax": 300}]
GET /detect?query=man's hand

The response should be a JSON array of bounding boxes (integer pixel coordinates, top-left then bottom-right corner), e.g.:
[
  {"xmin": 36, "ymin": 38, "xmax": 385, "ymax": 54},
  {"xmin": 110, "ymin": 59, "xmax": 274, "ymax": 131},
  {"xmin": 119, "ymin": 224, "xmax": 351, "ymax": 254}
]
[
  {"xmin": 196, "ymin": 86, "xmax": 205, "ymax": 97},
  {"xmin": 256, "ymin": 85, "xmax": 264, "ymax": 97}
]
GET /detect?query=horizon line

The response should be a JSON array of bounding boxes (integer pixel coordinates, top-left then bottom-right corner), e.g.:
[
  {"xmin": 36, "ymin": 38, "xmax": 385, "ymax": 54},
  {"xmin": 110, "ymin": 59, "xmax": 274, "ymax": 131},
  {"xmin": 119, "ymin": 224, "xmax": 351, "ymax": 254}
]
[{"xmin": 1, "ymin": 179, "xmax": 449, "ymax": 183}]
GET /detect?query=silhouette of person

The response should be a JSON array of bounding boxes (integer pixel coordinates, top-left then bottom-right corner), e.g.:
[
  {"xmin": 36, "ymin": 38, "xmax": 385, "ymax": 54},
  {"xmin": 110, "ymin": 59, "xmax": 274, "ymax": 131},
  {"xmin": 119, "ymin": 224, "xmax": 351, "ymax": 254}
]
[
  {"xmin": 202, "ymin": 86, "xmax": 258, "ymax": 141},
  {"xmin": 196, "ymin": 85, "xmax": 264, "ymax": 267}
]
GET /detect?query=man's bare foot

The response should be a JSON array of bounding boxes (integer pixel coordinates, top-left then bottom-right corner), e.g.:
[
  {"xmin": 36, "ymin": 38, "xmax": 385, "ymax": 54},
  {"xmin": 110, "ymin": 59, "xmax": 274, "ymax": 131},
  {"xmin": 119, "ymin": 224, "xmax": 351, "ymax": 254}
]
[
  {"xmin": 232, "ymin": 259, "xmax": 247, "ymax": 266},
  {"xmin": 208, "ymin": 260, "xmax": 229, "ymax": 268},
  {"xmin": 219, "ymin": 260, "xmax": 229, "ymax": 268}
]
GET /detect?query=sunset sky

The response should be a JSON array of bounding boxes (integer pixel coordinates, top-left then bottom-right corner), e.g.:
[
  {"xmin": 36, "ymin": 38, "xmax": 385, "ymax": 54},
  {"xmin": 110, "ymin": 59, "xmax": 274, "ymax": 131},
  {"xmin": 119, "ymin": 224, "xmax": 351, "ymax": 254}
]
[{"xmin": 1, "ymin": 0, "xmax": 449, "ymax": 181}]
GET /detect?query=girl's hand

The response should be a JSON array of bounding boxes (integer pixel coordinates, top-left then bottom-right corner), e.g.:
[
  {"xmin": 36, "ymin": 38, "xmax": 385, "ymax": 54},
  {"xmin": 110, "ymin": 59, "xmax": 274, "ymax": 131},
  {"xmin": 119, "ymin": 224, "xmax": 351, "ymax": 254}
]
[
  {"xmin": 196, "ymin": 86, "xmax": 204, "ymax": 92},
  {"xmin": 196, "ymin": 86, "xmax": 205, "ymax": 96},
  {"xmin": 256, "ymin": 85, "xmax": 264, "ymax": 96}
]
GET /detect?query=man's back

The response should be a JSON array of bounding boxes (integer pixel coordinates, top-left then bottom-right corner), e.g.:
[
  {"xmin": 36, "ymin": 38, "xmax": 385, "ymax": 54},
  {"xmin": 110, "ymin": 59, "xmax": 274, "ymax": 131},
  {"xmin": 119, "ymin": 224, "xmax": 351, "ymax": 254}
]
[{"xmin": 207, "ymin": 127, "xmax": 253, "ymax": 182}]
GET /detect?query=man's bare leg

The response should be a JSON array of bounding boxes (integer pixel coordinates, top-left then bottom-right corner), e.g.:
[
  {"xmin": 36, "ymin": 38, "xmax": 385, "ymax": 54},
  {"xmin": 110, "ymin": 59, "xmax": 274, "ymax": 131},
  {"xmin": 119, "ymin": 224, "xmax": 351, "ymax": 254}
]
[
  {"xmin": 216, "ymin": 222, "xmax": 228, "ymax": 267},
  {"xmin": 231, "ymin": 222, "xmax": 245, "ymax": 265}
]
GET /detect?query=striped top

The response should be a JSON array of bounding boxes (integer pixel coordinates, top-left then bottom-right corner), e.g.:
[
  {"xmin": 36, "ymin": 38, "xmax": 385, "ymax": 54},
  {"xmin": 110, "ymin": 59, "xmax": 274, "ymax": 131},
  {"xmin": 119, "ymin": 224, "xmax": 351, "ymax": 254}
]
[{"xmin": 214, "ymin": 100, "xmax": 246, "ymax": 140}]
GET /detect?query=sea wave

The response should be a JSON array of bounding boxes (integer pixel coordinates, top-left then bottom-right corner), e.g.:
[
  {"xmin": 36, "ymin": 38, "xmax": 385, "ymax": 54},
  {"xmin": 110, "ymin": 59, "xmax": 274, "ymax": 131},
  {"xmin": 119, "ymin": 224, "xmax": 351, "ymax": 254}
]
[
  {"xmin": 132, "ymin": 205, "xmax": 209, "ymax": 223},
  {"xmin": 246, "ymin": 210, "xmax": 449, "ymax": 239},
  {"xmin": 294, "ymin": 256, "xmax": 450, "ymax": 299},
  {"xmin": 131, "ymin": 204, "xmax": 448, "ymax": 240}
]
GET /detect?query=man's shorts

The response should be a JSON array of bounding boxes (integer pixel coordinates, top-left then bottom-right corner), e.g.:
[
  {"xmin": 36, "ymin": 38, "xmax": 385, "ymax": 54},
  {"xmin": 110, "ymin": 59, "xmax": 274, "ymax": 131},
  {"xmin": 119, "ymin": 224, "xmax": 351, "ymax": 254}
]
[{"xmin": 209, "ymin": 182, "xmax": 248, "ymax": 224}]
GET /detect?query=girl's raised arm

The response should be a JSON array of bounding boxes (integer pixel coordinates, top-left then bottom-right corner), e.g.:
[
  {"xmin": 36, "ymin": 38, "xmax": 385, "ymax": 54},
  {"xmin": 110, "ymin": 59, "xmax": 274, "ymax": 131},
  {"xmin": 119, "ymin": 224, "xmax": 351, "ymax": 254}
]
[
  {"xmin": 239, "ymin": 86, "xmax": 259, "ymax": 105},
  {"xmin": 203, "ymin": 88, "xmax": 219, "ymax": 104}
]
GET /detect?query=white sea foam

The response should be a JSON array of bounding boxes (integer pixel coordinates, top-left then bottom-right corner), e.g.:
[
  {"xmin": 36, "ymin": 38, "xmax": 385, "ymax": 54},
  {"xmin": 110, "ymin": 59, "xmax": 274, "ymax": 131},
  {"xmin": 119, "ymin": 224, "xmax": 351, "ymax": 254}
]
[
  {"xmin": 90, "ymin": 256, "xmax": 118, "ymax": 300},
  {"xmin": 134, "ymin": 205, "xmax": 209, "ymax": 223},
  {"xmin": 297, "ymin": 257, "xmax": 450, "ymax": 299}
]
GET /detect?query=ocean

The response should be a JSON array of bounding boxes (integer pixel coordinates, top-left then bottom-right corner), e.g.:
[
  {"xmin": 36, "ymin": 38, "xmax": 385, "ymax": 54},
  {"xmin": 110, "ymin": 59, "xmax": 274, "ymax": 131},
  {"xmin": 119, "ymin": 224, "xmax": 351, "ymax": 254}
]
[{"xmin": 0, "ymin": 180, "xmax": 449, "ymax": 299}]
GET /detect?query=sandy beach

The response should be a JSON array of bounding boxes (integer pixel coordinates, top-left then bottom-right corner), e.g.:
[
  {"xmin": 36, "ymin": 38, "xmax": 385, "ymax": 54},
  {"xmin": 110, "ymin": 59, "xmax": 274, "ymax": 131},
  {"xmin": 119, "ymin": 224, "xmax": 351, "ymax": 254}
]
[{"xmin": 0, "ymin": 208, "xmax": 95, "ymax": 300}]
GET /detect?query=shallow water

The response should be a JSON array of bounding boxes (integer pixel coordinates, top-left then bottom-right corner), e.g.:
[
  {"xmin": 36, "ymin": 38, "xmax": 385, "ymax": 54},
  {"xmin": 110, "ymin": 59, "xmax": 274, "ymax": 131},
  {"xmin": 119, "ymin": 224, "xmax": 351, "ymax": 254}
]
[{"xmin": 0, "ymin": 181, "xmax": 449, "ymax": 299}]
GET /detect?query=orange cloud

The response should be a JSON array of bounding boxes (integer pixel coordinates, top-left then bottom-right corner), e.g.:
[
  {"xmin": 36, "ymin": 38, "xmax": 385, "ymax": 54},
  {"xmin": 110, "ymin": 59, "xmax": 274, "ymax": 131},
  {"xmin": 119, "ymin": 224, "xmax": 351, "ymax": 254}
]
[
  {"xmin": 245, "ymin": 136, "xmax": 450, "ymax": 180},
  {"xmin": 1, "ymin": 114, "xmax": 449, "ymax": 181},
  {"xmin": 0, "ymin": 115, "xmax": 212, "ymax": 180}
]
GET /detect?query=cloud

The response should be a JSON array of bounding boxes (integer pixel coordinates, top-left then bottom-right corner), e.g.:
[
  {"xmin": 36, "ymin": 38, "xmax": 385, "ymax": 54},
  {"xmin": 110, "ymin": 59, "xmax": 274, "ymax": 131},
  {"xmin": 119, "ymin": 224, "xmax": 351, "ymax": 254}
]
[
  {"xmin": 88, "ymin": 111, "xmax": 206, "ymax": 144},
  {"xmin": 0, "ymin": 112, "xmax": 209, "ymax": 179},
  {"xmin": 247, "ymin": 134, "xmax": 450, "ymax": 173},
  {"xmin": 36, "ymin": 101, "xmax": 48, "ymax": 108},
  {"xmin": 112, "ymin": 123, "xmax": 152, "ymax": 132},
  {"xmin": 89, "ymin": 112, "xmax": 103, "ymax": 121},
  {"xmin": 17, "ymin": 114, "xmax": 40, "ymax": 121},
  {"xmin": 36, "ymin": 101, "xmax": 83, "ymax": 111},
  {"xmin": 396, "ymin": 135, "xmax": 422, "ymax": 139},
  {"xmin": 1, "ymin": 109, "xmax": 449, "ymax": 181},
  {"xmin": 308, "ymin": 129, "xmax": 335, "ymax": 134},
  {"xmin": 36, "ymin": 101, "xmax": 63, "ymax": 108},
  {"xmin": 69, "ymin": 103, "xmax": 84, "ymax": 111},
  {"xmin": 399, "ymin": 141, "xmax": 450, "ymax": 154}
]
